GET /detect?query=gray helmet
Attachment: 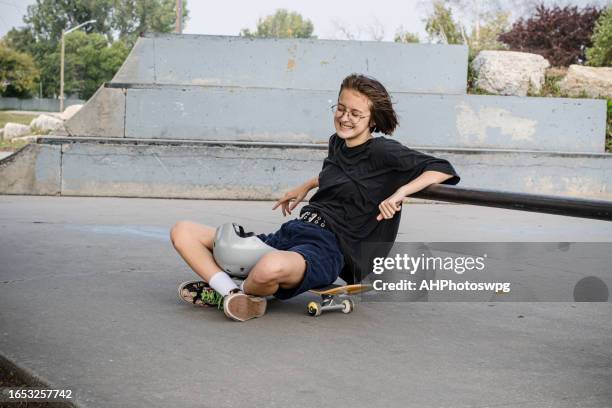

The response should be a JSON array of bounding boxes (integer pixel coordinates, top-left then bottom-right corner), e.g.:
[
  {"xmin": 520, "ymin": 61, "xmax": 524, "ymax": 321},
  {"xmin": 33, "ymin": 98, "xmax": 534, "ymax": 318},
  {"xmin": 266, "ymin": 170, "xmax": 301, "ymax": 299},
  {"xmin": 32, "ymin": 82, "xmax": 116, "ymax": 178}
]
[{"xmin": 212, "ymin": 223, "xmax": 275, "ymax": 278}]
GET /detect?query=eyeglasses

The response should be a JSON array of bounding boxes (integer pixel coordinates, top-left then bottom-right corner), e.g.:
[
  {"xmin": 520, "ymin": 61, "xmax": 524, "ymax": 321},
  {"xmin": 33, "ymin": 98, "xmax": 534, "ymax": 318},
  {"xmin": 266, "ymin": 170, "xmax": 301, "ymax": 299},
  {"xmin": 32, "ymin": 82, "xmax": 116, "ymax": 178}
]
[{"xmin": 330, "ymin": 104, "xmax": 370, "ymax": 124}]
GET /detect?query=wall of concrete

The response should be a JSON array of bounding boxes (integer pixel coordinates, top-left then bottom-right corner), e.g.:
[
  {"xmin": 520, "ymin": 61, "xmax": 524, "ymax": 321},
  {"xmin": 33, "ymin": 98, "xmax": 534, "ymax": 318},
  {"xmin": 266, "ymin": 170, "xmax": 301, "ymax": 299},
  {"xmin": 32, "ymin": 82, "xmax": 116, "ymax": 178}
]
[
  {"xmin": 66, "ymin": 85, "xmax": 607, "ymax": 153},
  {"xmin": 1, "ymin": 139, "xmax": 610, "ymax": 200},
  {"xmin": 112, "ymin": 34, "xmax": 469, "ymax": 94},
  {"xmin": 0, "ymin": 143, "xmax": 61, "ymax": 195}
]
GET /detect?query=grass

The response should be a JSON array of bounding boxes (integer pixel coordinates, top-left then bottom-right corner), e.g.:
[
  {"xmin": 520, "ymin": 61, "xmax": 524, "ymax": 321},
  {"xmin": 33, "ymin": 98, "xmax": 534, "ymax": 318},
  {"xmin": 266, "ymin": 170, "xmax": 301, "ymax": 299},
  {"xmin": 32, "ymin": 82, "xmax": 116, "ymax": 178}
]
[
  {"xmin": 0, "ymin": 111, "xmax": 37, "ymax": 128},
  {"xmin": 0, "ymin": 111, "xmax": 39, "ymax": 152}
]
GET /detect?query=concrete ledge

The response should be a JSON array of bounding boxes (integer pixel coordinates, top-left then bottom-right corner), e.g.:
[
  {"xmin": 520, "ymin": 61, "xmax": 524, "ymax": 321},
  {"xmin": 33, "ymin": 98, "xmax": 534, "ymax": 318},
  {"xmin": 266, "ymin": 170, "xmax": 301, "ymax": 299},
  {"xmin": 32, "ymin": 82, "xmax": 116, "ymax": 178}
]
[
  {"xmin": 112, "ymin": 33, "xmax": 469, "ymax": 94},
  {"xmin": 0, "ymin": 143, "xmax": 61, "ymax": 195},
  {"xmin": 65, "ymin": 86, "xmax": 607, "ymax": 152},
  {"xmin": 0, "ymin": 138, "xmax": 610, "ymax": 199}
]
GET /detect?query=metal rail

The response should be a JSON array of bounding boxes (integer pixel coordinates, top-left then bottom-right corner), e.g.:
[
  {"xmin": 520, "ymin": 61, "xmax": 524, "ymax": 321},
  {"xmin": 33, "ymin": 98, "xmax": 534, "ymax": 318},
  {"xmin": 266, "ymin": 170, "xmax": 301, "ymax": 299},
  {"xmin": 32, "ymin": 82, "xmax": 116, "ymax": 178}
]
[{"xmin": 414, "ymin": 185, "xmax": 612, "ymax": 222}]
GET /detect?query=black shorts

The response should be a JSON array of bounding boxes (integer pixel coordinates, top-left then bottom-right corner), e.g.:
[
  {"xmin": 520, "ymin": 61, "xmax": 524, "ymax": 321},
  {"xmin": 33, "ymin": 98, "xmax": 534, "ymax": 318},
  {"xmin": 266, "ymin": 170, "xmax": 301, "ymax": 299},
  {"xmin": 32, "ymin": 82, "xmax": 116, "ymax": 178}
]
[{"xmin": 257, "ymin": 218, "xmax": 344, "ymax": 299}]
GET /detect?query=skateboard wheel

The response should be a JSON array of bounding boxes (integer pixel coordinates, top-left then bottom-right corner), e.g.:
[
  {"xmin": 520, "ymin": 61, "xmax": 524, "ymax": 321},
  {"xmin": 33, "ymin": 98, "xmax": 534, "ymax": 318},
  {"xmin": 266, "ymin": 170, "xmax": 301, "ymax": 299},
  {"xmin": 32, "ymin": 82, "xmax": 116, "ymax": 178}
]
[
  {"xmin": 341, "ymin": 299, "xmax": 354, "ymax": 314},
  {"xmin": 307, "ymin": 301, "xmax": 321, "ymax": 317}
]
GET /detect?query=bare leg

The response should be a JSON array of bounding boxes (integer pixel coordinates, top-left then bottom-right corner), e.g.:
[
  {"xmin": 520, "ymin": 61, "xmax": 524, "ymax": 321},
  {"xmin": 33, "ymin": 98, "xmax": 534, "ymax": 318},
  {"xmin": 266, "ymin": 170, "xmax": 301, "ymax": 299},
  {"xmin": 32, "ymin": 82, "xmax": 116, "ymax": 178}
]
[
  {"xmin": 169, "ymin": 221, "xmax": 222, "ymax": 283},
  {"xmin": 243, "ymin": 251, "xmax": 307, "ymax": 297},
  {"xmin": 171, "ymin": 221, "xmax": 306, "ymax": 297}
]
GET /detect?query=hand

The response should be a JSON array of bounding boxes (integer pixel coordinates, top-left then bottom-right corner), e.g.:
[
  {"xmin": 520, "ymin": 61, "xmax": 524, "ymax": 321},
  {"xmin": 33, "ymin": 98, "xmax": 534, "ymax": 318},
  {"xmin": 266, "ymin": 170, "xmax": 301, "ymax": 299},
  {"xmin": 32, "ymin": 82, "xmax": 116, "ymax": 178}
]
[
  {"xmin": 272, "ymin": 185, "xmax": 308, "ymax": 216},
  {"xmin": 376, "ymin": 192, "xmax": 405, "ymax": 221}
]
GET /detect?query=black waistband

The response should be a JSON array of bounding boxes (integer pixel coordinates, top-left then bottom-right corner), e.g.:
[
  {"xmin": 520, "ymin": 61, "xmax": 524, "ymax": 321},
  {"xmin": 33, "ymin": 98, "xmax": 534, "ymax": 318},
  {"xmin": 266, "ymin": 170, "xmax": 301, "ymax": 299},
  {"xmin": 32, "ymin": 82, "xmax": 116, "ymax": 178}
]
[{"xmin": 298, "ymin": 211, "xmax": 329, "ymax": 230}]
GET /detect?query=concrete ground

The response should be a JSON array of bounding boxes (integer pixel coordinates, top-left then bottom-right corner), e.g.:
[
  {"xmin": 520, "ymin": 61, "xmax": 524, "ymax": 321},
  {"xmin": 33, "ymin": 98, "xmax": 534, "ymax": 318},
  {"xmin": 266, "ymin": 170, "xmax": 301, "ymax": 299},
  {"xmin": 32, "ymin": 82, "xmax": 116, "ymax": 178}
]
[{"xmin": 1, "ymin": 195, "xmax": 611, "ymax": 408}]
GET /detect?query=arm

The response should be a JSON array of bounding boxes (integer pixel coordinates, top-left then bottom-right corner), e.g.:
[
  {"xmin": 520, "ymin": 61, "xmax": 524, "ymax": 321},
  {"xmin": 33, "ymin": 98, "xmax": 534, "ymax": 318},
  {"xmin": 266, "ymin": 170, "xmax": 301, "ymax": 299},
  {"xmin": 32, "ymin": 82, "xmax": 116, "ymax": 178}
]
[
  {"xmin": 376, "ymin": 171, "xmax": 454, "ymax": 221},
  {"xmin": 272, "ymin": 176, "xmax": 319, "ymax": 216},
  {"xmin": 395, "ymin": 171, "xmax": 453, "ymax": 198},
  {"xmin": 303, "ymin": 176, "xmax": 319, "ymax": 190}
]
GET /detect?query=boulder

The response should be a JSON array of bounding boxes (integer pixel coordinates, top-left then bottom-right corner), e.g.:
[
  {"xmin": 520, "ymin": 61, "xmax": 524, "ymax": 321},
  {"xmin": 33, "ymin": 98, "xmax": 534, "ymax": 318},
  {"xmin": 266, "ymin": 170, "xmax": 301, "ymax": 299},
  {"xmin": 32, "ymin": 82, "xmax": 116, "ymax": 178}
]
[
  {"xmin": 29, "ymin": 114, "xmax": 64, "ymax": 133},
  {"xmin": 558, "ymin": 65, "xmax": 612, "ymax": 98},
  {"xmin": 60, "ymin": 104, "xmax": 84, "ymax": 121},
  {"xmin": 472, "ymin": 51, "xmax": 550, "ymax": 96},
  {"xmin": 3, "ymin": 123, "xmax": 30, "ymax": 140},
  {"xmin": 12, "ymin": 135, "xmax": 38, "ymax": 143}
]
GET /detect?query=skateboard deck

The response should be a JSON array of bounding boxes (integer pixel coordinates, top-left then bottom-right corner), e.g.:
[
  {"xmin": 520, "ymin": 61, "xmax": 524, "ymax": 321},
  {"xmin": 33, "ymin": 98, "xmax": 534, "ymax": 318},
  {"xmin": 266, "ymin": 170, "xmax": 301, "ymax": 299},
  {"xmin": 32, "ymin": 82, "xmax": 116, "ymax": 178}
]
[
  {"xmin": 308, "ymin": 283, "xmax": 373, "ymax": 296},
  {"xmin": 307, "ymin": 284, "xmax": 373, "ymax": 317}
]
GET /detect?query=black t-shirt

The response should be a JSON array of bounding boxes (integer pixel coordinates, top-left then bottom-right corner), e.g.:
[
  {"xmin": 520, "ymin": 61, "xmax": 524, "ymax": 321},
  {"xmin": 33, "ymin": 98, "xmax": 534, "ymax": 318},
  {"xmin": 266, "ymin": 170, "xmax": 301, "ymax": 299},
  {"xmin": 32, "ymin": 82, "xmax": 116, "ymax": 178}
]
[{"xmin": 301, "ymin": 133, "xmax": 460, "ymax": 284}]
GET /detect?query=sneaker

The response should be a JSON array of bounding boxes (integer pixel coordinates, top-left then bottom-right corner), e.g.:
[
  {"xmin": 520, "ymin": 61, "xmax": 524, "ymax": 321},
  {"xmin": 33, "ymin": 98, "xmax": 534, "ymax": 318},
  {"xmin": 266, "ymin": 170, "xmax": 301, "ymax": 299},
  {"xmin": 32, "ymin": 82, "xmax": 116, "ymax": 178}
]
[
  {"xmin": 177, "ymin": 280, "xmax": 224, "ymax": 309},
  {"xmin": 223, "ymin": 290, "xmax": 267, "ymax": 321}
]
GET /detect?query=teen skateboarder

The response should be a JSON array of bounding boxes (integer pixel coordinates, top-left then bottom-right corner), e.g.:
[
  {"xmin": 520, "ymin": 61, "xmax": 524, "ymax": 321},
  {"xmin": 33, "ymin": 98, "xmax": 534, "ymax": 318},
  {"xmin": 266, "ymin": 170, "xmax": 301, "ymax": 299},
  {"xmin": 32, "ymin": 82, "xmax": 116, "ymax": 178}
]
[{"xmin": 170, "ymin": 73, "xmax": 460, "ymax": 321}]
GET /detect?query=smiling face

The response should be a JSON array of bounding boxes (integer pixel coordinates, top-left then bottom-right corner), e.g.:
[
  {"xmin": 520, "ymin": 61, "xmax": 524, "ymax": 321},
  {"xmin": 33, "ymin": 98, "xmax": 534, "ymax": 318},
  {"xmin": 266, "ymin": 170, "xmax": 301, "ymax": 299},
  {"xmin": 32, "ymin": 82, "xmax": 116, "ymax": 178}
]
[{"xmin": 334, "ymin": 89, "xmax": 375, "ymax": 147}]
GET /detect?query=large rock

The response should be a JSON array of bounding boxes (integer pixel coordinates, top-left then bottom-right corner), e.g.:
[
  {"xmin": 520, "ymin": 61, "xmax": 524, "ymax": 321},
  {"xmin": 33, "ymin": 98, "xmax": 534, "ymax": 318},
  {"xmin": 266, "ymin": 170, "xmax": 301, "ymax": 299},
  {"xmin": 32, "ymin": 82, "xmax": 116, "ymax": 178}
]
[
  {"xmin": 12, "ymin": 135, "xmax": 38, "ymax": 143},
  {"xmin": 558, "ymin": 65, "xmax": 612, "ymax": 98},
  {"xmin": 60, "ymin": 104, "xmax": 83, "ymax": 121},
  {"xmin": 3, "ymin": 123, "xmax": 30, "ymax": 140},
  {"xmin": 30, "ymin": 114, "xmax": 64, "ymax": 133},
  {"xmin": 472, "ymin": 51, "xmax": 550, "ymax": 96}
]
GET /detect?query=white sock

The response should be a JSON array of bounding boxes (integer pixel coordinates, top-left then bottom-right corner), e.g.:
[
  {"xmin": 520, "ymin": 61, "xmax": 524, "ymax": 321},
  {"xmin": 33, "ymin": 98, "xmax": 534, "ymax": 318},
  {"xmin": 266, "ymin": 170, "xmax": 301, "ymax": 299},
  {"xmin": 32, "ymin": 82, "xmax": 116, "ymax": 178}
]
[
  {"xmin": 239, "ymin": 280, "xmax": 246, "ymax": 293},
  {"xmin": 209, "ymin": 272, "xmax": 239, "ymax": 297}
]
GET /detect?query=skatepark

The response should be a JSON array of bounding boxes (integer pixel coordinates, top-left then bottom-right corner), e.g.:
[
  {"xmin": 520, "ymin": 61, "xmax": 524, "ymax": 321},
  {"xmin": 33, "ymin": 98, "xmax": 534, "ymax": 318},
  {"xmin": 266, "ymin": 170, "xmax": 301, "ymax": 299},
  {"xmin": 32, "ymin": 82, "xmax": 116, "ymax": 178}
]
[{"xmin": 1, "ymin": 34, "xmax": 612, "ymax": 407}]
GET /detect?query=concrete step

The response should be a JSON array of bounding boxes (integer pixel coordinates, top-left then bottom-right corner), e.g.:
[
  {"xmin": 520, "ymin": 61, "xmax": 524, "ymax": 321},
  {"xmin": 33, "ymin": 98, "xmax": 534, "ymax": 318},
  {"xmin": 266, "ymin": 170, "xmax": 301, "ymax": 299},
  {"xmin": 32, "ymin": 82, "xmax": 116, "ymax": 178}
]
[
  {"xmin": 66, "ymin": 85, "xmax": 607, "ymax": 153},
  {"xmin": 1, "ymin": 137, "xmax": 610, "ymax": 199},
  {"xmin": 113, "ymin": 33, "xmax": 468, "ymax": 94}
]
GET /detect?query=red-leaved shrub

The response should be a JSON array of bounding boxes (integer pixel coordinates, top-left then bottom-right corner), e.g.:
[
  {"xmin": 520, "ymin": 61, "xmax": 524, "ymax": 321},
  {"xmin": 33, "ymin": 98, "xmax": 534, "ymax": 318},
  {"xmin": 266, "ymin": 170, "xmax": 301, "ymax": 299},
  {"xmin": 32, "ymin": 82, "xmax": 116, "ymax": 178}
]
[{"xmin": 498, "ymin": 4, "xmax": 602, "ymax": 67}]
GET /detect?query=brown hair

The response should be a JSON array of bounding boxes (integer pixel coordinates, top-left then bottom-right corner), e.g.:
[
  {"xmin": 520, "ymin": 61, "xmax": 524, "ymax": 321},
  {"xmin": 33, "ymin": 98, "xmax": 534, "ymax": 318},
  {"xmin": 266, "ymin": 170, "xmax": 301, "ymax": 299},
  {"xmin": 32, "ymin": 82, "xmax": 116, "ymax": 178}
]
[{"xmin": 339, "ymin": 73, "xmax": 399, "ymax": 135}]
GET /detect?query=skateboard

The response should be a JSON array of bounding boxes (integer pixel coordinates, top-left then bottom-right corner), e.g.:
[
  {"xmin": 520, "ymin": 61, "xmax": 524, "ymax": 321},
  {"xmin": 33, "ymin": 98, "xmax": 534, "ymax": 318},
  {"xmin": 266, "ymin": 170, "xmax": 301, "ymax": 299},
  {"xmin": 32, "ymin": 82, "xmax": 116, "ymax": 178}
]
[{"xmin": 306, "ymin": 284, "xmax": 373, "ymax": 317}]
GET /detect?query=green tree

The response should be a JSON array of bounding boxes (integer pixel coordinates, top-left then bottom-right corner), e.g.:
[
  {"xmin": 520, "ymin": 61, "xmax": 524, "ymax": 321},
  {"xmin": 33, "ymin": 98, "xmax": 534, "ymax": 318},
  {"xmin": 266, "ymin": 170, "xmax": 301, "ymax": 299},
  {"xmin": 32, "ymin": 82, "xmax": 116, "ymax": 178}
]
[
  {"xmin": 394, "ymin": 30, "xmax": 420, "ymax": 43},
  {"xmin": 0, "ymin": 42, "xmax": 39, "ymax": 97},
  {"xmin": 467, "ymin": 10, "xmax": 510, "ymax": 53},
  {"xmin": 111, "ymin": 0, "xmax": 189, "ymax": 46},
  {"xmin": 240, "ymin": 9, "xmax": 315, "ymax": 38},
  {"xmin": 23, "ymin": 0, "xmax": 114, "ymax": 43},
  {"xmin": 50, "ymin": 31, "xmax": 130, "ymax": 99},
  {"xmin": 586, "ymin": 6, "xmax": 612, "ymax": 67},
  {"xmin": 2, "ymin": 0, "xmax": 186, "ymax": 98},
  {"xmin": 425, "ymin": 0, "xmax": 463, "ymax": 44},
  {"xmin": 20, "ymin": 0, "xmax": 187, "ymax": 45}
]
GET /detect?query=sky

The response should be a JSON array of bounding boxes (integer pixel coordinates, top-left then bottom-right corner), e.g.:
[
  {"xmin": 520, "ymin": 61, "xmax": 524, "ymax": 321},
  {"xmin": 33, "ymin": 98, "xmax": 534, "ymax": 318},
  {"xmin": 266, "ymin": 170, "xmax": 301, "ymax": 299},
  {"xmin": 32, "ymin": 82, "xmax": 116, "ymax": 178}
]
[{"xmin": 0, "ymin": 0, "xmax": 609, "ymax": 42}]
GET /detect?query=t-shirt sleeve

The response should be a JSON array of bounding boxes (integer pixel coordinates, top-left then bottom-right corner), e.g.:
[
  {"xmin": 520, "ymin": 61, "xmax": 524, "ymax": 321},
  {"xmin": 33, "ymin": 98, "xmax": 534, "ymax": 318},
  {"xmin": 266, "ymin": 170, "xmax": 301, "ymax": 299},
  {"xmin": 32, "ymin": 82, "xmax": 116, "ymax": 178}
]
[{"xmin": 384, "ymin": 140, "xmax": 460, "ymax": 185}]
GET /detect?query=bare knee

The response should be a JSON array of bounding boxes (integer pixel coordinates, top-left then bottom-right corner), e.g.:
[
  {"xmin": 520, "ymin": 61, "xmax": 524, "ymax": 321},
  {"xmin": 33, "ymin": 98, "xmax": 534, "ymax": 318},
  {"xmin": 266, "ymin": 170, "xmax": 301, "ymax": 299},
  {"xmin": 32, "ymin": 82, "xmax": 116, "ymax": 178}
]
[
  {"xmin": 249, "ymin": 252, "xmax": 286, "ymax": 285},
  {"xmin": 249, "ymin": 252, "xmax": 305, "ymax": 286},
  {"xmin": 170, "ymin": 220, "xmax": 201, "ymax": 249}
]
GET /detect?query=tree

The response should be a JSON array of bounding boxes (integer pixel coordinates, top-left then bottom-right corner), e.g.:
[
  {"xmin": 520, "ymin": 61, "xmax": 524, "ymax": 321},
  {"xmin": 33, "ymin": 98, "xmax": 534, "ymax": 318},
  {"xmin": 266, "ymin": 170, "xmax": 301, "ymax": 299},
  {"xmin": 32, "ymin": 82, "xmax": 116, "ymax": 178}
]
[
  {"xmin": 424, "ymin": 0, "xmax": 464, "ymax": 44},
  {"xmin": 46, "ymin": 31, "xmax": 130, "ymax": 100},
  {"xmin": 467, "ymin": 10, "xmax": 510, "ymax": 53},
  {"xmin": 394, "ymin": 29, "xmax": 420, "ymax": 44},
  {"xmin": 0, "ymin": 42, "xmax": 39, "ymax": 97},
  {"xmin": 498, "ymin": 4, "xmax": 603, "ymax": 66},
  {"xmin": 586, "ymin": 5, "xmax": 612, "ymax": 67},
  {"xmin": 444, "ymin": 0, "xmax": 503, "ymax": 46},
  {"xmin": 111, "ymin": 0, "xmax": 189, "ymax": 45},
  {"xmin": 2, "ymin": 0, "xmax": 186, "ymax": 98},
  {"xmin": 12, "ymin": 0, "xmax": 188, "ymax": 48},
  {"xmin": 240, "ymin": 9, "xmax": 315, "ymax": 38},
  {"xmin": 23, "ymin": 0, "xmax": 114, "ymax": 43}
]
